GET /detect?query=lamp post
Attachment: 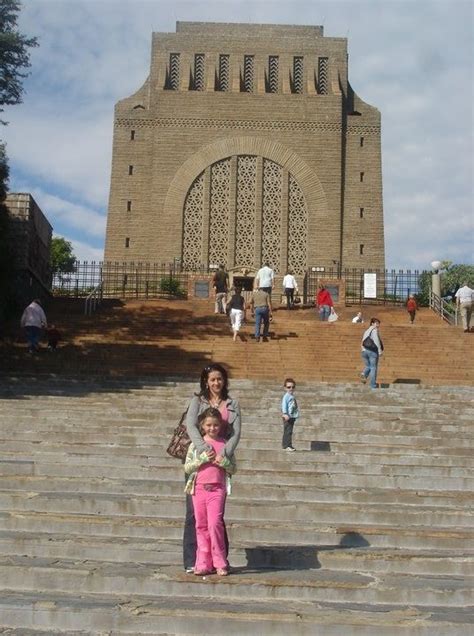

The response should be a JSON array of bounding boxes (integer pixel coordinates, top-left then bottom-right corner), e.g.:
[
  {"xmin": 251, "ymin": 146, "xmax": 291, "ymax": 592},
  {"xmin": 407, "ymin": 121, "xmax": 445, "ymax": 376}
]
[{"xmin": 430, "ymin": 260, "xmax": 442, "ymax": 299}]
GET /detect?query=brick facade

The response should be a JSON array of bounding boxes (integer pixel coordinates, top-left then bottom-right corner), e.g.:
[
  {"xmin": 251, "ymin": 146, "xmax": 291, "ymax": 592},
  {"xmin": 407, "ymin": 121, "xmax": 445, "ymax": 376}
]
[{"xmin": 104, "ymin": 22, "xmax": 384, "ymax": 274}]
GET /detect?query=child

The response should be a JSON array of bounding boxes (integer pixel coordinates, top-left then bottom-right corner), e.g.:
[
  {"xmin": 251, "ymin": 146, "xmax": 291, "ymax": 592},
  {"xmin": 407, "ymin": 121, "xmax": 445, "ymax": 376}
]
[
  {"xmin": 184, "ymin": 407, "xmax": 236, "ymax": 576},
  {"xmin": 281, "ymin": 378, "xmax": 299, "ymax": 451},
  {"xmin": 406, "ymin": 294, "xmax": 418, "ymax": 324},
  {"xmin": 47, "ymin": 324, "xmax": 61, "ymax": 351}
]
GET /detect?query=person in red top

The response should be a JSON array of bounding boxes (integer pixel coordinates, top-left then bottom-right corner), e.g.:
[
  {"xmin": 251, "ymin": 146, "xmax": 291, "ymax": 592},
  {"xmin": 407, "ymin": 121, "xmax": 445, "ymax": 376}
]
[
  {"xmin": 316, "ymin": 284, "xmax": 334, "ymax": 321},
  {"xmin": 406, "ymin": 294, "xmax": 418, "ymax": 324}
]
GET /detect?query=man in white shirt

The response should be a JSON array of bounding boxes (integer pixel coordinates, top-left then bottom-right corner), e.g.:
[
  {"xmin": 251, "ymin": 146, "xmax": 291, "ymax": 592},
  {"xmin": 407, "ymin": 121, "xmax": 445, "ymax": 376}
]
[
  {"xmin": 20, "ymin": 299, "xmax": 47, "ymax": 353},
  {"xmin": 255, "ymin": 262, "xmax": 274, "ymax": 295},
  {"xmin": 455, "ymin": 283, "xmax": 474, "ymax": 332}
]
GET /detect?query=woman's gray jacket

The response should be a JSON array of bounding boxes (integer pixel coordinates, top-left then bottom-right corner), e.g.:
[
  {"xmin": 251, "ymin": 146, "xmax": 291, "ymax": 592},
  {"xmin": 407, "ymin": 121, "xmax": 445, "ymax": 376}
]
[{"xmin": 185, "ymin": 395, "xmax": 241, "ymax": 457}]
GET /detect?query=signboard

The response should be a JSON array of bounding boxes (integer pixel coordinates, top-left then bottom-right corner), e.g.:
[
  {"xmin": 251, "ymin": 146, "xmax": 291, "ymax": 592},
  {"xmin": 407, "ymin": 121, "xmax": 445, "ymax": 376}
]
[
  {"xmin": 364, "ymin": 273, "xmax": 377, "ymax": 299},
  {"xmin": 194, "ymin": 281, "xmax": 210, "ymax": 298}
]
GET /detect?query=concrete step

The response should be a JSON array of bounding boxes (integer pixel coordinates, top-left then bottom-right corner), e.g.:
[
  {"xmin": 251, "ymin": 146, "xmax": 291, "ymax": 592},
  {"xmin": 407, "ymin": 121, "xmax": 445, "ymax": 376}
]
[
  {"xmin": 1, "ymin": 475, "xmax": 472, "ymax": 506},
  {"xmin": 1, "ymin": 589, "xmax": 471, "ymax": 635},
  {"xmin": 0, "ymin": 556, "xmax": 472, "ymax": 608},
  {"xmin": 0, "ymin": 531, "xmax": 472, "ymax": 576},
  {"xmin": 0, "ymin": 457, "xmax": 471, "ymax": 490},
  {"xmin": 0, "ymin": 511, "xmax": 471, "ymax": 551},
  {"xmin": 0, "ymin": 489, "xmax": 471, "ymax": 529}
]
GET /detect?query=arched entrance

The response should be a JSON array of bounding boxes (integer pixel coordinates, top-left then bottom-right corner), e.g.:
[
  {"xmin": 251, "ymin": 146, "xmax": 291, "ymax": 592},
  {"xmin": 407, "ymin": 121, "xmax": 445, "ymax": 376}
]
[{"xmin": 182, "ymin": 154, "xmax": 309, "ymax": 275}]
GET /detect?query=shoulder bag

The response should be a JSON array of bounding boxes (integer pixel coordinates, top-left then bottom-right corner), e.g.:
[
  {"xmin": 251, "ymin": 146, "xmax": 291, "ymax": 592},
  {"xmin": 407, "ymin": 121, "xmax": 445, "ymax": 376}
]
[{"xmin": 166, "ymin": 409, "xmax": 191, "ymax": 460}]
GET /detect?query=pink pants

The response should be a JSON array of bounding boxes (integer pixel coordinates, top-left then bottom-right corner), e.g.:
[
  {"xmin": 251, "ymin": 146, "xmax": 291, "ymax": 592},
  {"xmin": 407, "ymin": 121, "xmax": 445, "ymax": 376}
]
[{"xmin": 193, "ymin": 483, "xmax": 228, "ymax": 571}]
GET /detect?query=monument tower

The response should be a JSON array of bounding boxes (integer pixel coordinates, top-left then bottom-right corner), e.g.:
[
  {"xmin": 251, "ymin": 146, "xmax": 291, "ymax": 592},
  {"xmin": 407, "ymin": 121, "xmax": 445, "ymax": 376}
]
[{"xmin": 104, "ymin": 22, "xmax": 385, "ymax": 275}]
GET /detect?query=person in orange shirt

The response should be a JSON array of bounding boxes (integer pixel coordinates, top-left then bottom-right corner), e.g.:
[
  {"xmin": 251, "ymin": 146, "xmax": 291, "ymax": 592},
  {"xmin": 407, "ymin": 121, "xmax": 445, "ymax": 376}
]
[{"xmin": 406, "ymin": 294, "xmax": 418, "ymax": 324}]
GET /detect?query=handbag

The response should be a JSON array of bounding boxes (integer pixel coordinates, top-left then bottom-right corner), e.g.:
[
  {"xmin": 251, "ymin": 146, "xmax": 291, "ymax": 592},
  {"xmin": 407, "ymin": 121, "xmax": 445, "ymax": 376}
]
[
  {"xmin": 166, "ymin": 409, "xmax": 191, "ymax": 460},
  {"xmin": 327, "ymin": 308, "xmax": 338, "ymax": 322},
  {"xmin": 363, "ymin": 328, "xmax": 380, "ymax": 353},
  {"xmin": 293, "ymin": 293, "xmax": 301, "ymax": 305}
]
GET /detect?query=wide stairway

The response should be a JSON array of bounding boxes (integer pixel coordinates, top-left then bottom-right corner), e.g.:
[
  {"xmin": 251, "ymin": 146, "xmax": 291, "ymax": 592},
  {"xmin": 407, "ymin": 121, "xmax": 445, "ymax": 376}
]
[
  {"xmin": 0, "ymin": 377, "xmax": 472, "ymax": 634},
  {"xmin": 2, "ymin": 297, "xmax": 473, "ymax": 385}
]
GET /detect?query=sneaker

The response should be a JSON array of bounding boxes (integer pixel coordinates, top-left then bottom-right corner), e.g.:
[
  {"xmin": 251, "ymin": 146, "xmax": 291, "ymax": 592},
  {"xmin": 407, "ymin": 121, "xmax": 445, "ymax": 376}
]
[
  {"xmin": 359, "ymin": 373, "xmax": 367, "ymax": 384},
  {"xmin": 185, "ymin": 567, "xmax": 194, "ymax": 574},
  {"xmin": 284, "ymin": 446, "xmax": 296, "ymax": 452}
]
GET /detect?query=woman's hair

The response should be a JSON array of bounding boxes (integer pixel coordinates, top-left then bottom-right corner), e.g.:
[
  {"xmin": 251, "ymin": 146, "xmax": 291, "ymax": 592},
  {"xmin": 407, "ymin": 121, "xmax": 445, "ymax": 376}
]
[
  {"xmin": 199, "ymin": 363, "xmax": 229, "ymax": 400},
  {"xmin": 198, "ymin": 407, "xmax": 224, "ymax": 434},
  {"xmin": 370, "ymin": 317, "xmax": 380, "ymax": 325},
  {"xmin": 284, "ymin": 377, "xmax": 296, "ymax": 387}
]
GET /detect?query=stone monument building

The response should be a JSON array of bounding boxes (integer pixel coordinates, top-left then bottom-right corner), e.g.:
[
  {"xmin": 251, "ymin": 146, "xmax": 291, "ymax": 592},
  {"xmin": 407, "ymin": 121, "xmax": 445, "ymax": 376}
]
[{"xmin": 104, "ymin": 22, "xmax": 385, "ymax": 278}]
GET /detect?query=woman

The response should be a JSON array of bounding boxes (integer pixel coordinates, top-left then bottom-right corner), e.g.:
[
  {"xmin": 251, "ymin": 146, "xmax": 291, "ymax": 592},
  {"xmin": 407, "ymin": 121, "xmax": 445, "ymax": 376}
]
[
  {"xmin": 316, "ymin": 284, "xmax": 334, "ymax": 321},
  {"xmin": 360, "ymin": 317, "xmax": 383, "ymax": 389},
  {"xmin": 282, "ymin": 270, "xmax": 298, "ymax": 310},
  {"xmin": 183, "ymin": 363, "xmax": 241, "ymax": 573},
  {"xmin": 227, "ymin": 285, "xmax": 246, "ymax": 341}
]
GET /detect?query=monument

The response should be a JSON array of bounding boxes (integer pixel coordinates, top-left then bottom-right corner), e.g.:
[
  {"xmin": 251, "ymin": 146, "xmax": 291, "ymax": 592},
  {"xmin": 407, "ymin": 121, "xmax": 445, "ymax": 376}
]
[{"xmin": 104, "ymin": 22, "xmax": 385, "ymax": 276}]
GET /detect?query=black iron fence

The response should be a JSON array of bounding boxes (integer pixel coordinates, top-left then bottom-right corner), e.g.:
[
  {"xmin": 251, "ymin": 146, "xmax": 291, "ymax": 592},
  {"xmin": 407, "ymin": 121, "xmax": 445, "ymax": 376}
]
[
  {"xmin": 52, "ymin": 261, "xmax": 190, "ymax": 299},
  {"xmin": 304, "ymin": 267, "xmax": 428, "ymax": 305},
  {"xmin": 52, "ymin": 261, "xmax": 429, "ymax": 305}
]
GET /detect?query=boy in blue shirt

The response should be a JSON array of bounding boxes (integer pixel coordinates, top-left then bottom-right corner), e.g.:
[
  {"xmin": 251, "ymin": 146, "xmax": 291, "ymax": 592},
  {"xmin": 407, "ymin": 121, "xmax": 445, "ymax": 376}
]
[{"xmin": 281, "ymin": 378, "xmax": 299, "ymax": 451}]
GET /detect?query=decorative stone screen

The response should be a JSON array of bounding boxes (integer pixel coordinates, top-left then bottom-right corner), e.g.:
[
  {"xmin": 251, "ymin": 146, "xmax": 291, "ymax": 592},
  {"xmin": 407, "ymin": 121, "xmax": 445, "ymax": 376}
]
[{"xmin": 182, "ymin": 155, "xmax": 308, "ymax": 274}]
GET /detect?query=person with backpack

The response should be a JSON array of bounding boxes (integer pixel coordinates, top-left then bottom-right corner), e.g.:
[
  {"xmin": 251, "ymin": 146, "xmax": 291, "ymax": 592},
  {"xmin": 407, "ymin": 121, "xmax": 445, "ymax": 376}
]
[{"xmin": 360, "ymin": 317, "xmax": 383, "ymax": 389}]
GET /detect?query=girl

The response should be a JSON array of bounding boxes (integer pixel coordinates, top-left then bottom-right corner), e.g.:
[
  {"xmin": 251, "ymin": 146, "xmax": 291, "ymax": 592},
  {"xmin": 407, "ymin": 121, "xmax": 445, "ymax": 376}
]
[{"xmin": 184, "ymin": 408, "xmax": 236, "ymax": 576}]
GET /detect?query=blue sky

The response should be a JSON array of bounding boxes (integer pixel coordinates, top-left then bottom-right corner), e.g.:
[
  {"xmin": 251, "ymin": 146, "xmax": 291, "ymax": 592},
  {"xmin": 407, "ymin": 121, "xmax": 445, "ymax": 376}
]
[{"xmin": 2, "ymin": 0, "xmax": 473, "ymax": 269}]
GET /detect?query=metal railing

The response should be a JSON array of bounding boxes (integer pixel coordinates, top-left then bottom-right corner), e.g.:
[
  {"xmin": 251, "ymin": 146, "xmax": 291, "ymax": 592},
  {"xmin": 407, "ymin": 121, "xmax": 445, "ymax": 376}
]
[
  {"xmin": 84, "ymin": 283, "xmax": 103, "ymax": 316},
  {"xmin": 429, "ymin": 291, "xmax": 458, "ymax": 326},
  {"xmin": 303, "ymin": 267, "xmax": 427, "ymax": 305}
]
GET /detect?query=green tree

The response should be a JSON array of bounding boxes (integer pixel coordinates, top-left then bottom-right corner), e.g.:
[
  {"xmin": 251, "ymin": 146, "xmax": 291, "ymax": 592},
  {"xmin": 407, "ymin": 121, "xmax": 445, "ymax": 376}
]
[
  {"xmin": 51, "ymin": 237, "xmax": 77, "ymax": 278},
  {"xmin": 418, "ymin": 263, "xmax": 474, "ymax": 305},
  {"xmin": 0, "ymin": 0, "xmax": 38, "ymax": 125}
]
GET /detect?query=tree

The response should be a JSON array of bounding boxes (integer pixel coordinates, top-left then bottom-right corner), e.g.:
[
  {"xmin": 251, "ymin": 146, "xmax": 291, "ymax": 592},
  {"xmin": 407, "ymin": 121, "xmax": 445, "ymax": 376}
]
[
  {"xmin": 51, "ymin": 237, "xmax": 77, "ymax": 279},
  {"xmin": 0, "ymin": 0, "xmax": 38, "ymax": 124},
  {"xmin": 418, "ymin": 263, "xmax": 474, "ymax": 305}
]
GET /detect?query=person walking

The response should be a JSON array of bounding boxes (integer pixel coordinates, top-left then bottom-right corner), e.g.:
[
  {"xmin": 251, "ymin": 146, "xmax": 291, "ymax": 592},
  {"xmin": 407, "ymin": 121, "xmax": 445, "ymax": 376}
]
[
  {"xmin": 282, "ymin": 270, "xmax": 298, "ymax": 310},
  {"xmin": 183, "ymin": 363, "xmax": 241, "ymax": 573},
  {"xmin": 255, "ymin": 262, "xmax": 274, "ymax": 295},
  {"xmin": 281, "ymin": 378, "xmax": 299, "ymax": 451},
  {"xmin": 455, "ymin": 282, "xmax": 474, "ymax": 332},
  {"xmin": 406, "ymin": 294, "xmax": 418, "ymax": 324},
  {"xmin": 212, "ymin": 264, "xmax": 229, "ymax": 314},
  {"xmin": 20, "ymin": 299, "xmax": 47, "ymax": 353},
  {"xmin": 316, "ymin": 284, "xmax": 334, "ymax": 321},
  {"xmin": 227, "ymin": 285, "xmax": 246, "ymax": 342},
  {"xmin": 184, "ymin": 408, "xmax": 236, "ymax": 576},
  {"xmin": 360, "ymin": 317, "xmax": 383, "ymax": 389},
  {"xmin": 250, "ymin": 287, "xmax": 273, "ymax": 342}
]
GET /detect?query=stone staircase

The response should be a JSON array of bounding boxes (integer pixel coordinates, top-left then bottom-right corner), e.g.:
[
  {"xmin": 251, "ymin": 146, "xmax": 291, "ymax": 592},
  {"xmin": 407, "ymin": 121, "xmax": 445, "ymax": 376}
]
[
  {"xmin": 1, "ymin": 297, "xmax": 473, "ymax": 385},
  {"xmin": 0, "ymin": 377, "xmax": 473, "ymax": 634}
]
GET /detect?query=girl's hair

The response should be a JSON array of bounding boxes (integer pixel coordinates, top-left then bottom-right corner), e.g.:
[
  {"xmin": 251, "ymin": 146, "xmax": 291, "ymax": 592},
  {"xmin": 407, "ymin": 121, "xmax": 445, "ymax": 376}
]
[
  {"xmin": 370, "ymin": 317, "xmax": 380, "ymax": 325},
  {"xmin": 284, "ymin": 377, "xmax": 296, "ymax": 387},
  {"xmin": 198, "ymin": 407, "xmax": 223, "ymax": 435},
  {"xmin": 199, "ymin": 363, "xmax": 229, "ymax": 400}
]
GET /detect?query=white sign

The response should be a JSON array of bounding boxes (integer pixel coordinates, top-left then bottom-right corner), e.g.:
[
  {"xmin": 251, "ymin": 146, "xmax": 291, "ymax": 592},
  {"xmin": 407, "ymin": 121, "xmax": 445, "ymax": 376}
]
[{"xmin": 364, "ymin": 273, "xmax": 377, "ymax": 299}]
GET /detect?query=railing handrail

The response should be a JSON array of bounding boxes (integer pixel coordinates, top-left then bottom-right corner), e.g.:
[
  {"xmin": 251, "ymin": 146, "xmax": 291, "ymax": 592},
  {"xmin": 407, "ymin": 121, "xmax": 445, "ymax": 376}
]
[
  {"xmin": 84, "ymin": 283, "xmax": 103, "ymax": 316},
  {"xmin": 429, "ymin": 290, "xmax": 458, "ymax": 326}
]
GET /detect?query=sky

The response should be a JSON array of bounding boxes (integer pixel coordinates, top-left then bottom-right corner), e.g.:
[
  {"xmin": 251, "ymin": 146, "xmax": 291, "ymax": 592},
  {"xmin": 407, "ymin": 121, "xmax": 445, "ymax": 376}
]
[{"xmin": 2, "ymin": 0, "xmax": 473, "ymax": 270}]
